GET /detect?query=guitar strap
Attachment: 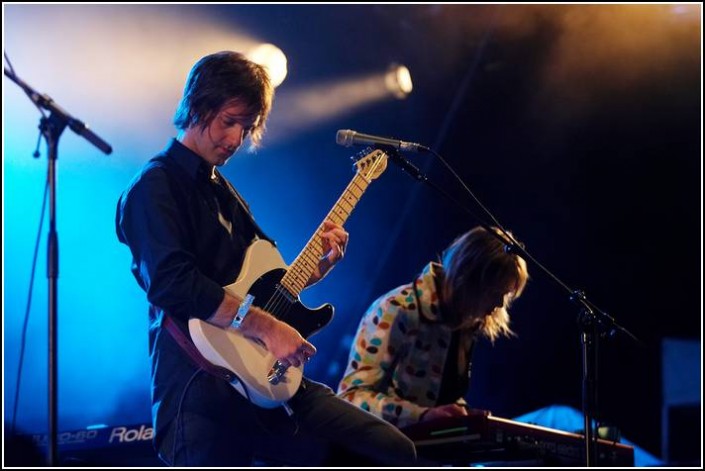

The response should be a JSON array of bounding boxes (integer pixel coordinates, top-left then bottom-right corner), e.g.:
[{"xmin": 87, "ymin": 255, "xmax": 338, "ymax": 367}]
[
  {"xmin": 162, "ymin": 313, "xmax": 237, "ymax": 384},
  {"xmin": 213, "ymin": 167, "xmax": 275, "ymax": 246}
]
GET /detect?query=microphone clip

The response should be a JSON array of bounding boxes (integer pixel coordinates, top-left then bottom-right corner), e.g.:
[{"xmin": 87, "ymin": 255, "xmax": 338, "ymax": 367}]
[{"xmin": 385, "ymin": 148, "xmax": 427, "ymax": 182}]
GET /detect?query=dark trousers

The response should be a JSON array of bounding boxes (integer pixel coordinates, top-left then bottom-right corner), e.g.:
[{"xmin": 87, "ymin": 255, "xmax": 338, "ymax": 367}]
[{"xmin": 157, "ymin": 373, "xmax": 416, "ymax": 466}]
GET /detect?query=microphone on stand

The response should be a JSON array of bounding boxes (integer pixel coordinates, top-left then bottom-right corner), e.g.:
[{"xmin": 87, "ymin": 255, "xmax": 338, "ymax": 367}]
[
  {"xmin": 337, "ymin": 129, "xmax": 428, "ymax": 182},
  {"xmin": 336, "ymin": 129, "xmax": 429, "ymax": 153}
]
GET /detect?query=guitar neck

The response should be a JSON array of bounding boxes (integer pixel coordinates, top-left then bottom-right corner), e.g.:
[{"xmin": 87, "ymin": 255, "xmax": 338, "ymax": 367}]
[{"xmin": 280, "ymin": 172, "xmax": 371, "ymax": 296}]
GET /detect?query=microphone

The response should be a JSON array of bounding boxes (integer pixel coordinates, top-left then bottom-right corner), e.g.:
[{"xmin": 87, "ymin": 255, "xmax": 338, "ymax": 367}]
[{"xmin": 336, "ymin": 129, "xmax": 429, "ymax": 153}]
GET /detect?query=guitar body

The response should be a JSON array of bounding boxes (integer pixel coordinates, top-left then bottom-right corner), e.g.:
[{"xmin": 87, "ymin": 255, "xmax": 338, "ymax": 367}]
[{"xmin": 189, "ymin": 239, "xmax": 334, "ymax": 408}]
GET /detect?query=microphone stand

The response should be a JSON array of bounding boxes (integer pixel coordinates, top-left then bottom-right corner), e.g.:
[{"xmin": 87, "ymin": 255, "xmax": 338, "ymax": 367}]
[
  {"xmin": 383, "ymin": 148, "xmax": 481, "ymax": 222},
  {"xmin": 382, "ymin": 146, "xmax": 637, "ymax": 467},
  {"xmin": 4, "ymin": 67, "xmax": 112, "ymax": 466}
]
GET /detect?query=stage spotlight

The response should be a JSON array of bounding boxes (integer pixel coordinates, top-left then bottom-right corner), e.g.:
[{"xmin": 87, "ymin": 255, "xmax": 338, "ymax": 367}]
[
  {"xmin": 385, "ymin": 63, "xmax": 413, "ymax": 99},
  {"xmin": 247, "ymin": 43, "xmax": 288, "ymax": 88}
]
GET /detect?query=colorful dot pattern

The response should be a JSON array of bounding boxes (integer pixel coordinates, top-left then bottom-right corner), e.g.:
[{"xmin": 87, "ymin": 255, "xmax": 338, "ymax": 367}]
[{"xmin": 337, "ymin": 262, "xmax": 457, "ymax": 428}]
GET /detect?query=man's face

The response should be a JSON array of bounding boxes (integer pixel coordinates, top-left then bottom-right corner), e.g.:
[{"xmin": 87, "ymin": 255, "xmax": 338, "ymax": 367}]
[{"xmin": 183, "ymin": 101, "xmax": 260, "ymax": 166}]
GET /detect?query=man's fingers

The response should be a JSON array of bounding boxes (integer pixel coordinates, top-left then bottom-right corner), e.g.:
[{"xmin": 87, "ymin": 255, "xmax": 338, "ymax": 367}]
[
  {"xmin": 299, "ymin": 341, "xmax": 317, "ymax": 357},
  {"xmin": 321, "ymin": 222, "xmax": 349, "ymax": 253}
]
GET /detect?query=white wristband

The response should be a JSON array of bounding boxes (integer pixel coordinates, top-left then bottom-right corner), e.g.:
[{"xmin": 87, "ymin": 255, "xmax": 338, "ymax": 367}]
[{"xmin": 231, "ymin": 294, "xmax": 254, "ymax": 329}]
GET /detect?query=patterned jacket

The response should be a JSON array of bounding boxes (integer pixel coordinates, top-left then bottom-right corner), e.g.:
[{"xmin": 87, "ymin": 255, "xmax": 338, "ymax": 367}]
[{"xmin": 337, "ymin": 262, "xmax": 470, "ymax": 428}]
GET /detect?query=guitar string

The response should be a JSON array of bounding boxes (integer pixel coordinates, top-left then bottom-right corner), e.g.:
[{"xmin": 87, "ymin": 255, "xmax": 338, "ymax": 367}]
[
  {"xmin": 256, "ymin": 154, "xmax": 385, "ymax": 348},
  {"xmin": 266, "ymin": 154, "xmax": 384, "ymax": 319},
  {"xmin": 276, "ymin": 160, "xmax": 379, "ymax": 301},
  {"xmin": 279, "ymin": 170, "xmax": 374, "ymax": 300}
]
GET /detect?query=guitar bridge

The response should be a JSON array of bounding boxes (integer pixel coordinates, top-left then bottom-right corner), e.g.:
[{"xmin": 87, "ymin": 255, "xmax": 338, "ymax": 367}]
[{"xmin": 267, "ymin": 361, "xmax": 288, "ymax": 385}]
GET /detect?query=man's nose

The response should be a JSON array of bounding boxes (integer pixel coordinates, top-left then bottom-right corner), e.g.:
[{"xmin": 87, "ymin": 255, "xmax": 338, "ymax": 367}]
[{"xmin": 225, "ymin": 125, "xmax": 245, "ymax": 149}]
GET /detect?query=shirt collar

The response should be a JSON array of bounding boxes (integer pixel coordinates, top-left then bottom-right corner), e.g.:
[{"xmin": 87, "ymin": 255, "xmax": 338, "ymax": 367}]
[{"xmin": 164, "ymin": 138, "xmax": 212, "ymax": 182}]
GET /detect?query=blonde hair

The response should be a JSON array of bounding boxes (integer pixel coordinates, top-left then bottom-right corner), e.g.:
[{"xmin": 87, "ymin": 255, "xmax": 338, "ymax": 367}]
[{"xmin": 441, "ymin": 226, "xmax": 529, "ymax": 341}]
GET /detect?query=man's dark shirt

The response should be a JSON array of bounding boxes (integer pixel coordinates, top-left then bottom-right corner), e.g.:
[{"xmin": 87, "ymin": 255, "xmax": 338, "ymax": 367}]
[{"xmin": 115, "ymin": 138, "xmax": 262, "ymax": 443}]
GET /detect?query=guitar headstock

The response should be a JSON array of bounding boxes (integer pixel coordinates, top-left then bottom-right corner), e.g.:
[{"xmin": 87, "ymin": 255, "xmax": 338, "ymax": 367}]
[{"xmin": 351, "ymin": 147, "xmax": 388, "ymax": 181}]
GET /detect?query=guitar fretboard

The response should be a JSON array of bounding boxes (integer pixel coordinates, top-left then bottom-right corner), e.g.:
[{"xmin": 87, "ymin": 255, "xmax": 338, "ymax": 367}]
[{"xmin": 279, "ymin": 172, "xmax": 372, "ymax": 296}]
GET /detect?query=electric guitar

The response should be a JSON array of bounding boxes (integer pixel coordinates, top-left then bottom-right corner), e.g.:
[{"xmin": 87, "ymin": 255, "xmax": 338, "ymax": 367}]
[{"xmin": 188, "ymin": 148, "xmax": 388, "ymax": 408}]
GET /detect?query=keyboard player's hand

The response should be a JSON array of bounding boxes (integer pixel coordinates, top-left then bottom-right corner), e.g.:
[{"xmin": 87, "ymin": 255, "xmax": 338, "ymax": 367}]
[{"xmin": 421, "ymin": 404, "xmax": 469, "ymax": 422}]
